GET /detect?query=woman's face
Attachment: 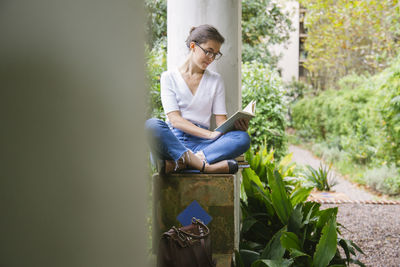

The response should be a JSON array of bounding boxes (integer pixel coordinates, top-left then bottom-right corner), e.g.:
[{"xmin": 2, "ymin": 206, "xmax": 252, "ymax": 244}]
[{"xmin": 190, "ymin": 40, "xmax": 222, "ymax": 70}]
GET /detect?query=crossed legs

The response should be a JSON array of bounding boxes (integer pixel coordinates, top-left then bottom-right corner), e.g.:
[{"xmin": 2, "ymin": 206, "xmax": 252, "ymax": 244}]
[{"xmin": 145, "ymin": 118, "xmax": 250, "ymax": 173}]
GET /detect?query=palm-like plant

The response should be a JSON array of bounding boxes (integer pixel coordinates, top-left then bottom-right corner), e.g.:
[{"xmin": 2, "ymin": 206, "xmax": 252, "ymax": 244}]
[{"xmin": 302, "ymin": 164, "xmax": 338, "ymax": 192}]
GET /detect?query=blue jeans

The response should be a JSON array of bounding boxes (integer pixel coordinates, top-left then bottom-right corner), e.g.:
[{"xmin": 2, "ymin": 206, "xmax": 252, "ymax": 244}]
[{"xmin": 145, "ymin": 118, "xmax": 251, "ymax": 164}]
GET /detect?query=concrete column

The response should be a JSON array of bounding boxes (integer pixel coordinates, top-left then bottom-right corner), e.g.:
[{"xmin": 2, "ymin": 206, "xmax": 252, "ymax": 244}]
[{"xmin": 167, "ymin": 0, "xmax": 242, "ymax": 116}]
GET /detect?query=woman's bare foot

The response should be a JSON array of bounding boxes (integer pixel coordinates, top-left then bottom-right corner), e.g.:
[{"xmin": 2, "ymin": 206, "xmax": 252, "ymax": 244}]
[
  {"xmin": 195, "ymin": 150, "xmax": 206, "ymax": 163},
  {"xmin": 163, "ymin": 158, "xmax": 187, "ymax": 174},
  {"xmin": 203, "ymin": 160, "xmax": 229, "ymax": 173},
  {"xmin": 184, "ymin": 150, "xmax": 206, "ymax": 171},
  {"xmin": 187, "ymin": 151, "xmax": 230, "ymax": 173},
  {"xmin": 163, "ymin": 151, "xmax": 238, "ymax": 174}
]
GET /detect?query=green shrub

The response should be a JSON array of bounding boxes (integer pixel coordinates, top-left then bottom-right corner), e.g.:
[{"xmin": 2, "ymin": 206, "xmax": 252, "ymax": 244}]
[
  {"xmin": 337, "ymin": 73, "xmax": 369, "ymax": 91},
  {"xmin": 145, "ymin": 0, "xmax": 167, "ymax": 49},
  {"xmin": 242, "ymin": 61, "xmax": 288, "ymax": 159},
  {"xmin": 311, "ymin": 143, "xmax": 348, "ymax": 165},
  {"xmin": 363, "ymin": 164, "xmax": 400, "ymax": 195},
  {"xmin": 146, "ymin": 40, "xmax": 166, "ymax": 119},
  {"xmin": 237, "ymin": 147, "xmax": 364, "ymax": 267},
  {"xmin": 292, "ymin": 56, "xmax": 400, "ymax": 168},
  {"xmin": 380, "ymin": 60, "xmax": 400, "ymax": 165},
  {"xmin": 321, "ymin": 147, "xmax": 348, "ymax": 165},
  {"xmin": 242, "ymin": 0, "xmax": 293, "ymax": 66},
  {"xmin": 311, "ymin": 143, "xmax": 325, "ymax": 158},
  {"xmin": 284, "ymin": 79, "xmax": 312, "ymax": 103}
]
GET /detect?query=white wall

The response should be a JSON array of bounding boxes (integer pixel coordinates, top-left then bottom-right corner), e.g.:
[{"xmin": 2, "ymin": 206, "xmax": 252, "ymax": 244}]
[{"xmin": 270, "ymin": 0, "xmax": 299, "ymax": 82}]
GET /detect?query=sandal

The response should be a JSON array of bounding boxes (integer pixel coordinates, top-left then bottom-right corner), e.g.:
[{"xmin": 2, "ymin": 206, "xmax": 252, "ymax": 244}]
[
  {"xmin": 164, "ymin": 158, "xmax": 188, "ymax": 174},
  {"xmin": 201, "ymin": 161, "xmax": 206, "ymax": 173},
  {"xmin": 227, "ymin": 159, "xmax": 238, "ymax": 174}
]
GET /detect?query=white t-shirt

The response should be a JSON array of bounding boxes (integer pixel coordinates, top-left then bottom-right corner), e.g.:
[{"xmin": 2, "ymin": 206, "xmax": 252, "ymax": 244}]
[{"xmin": 160, "ymin": 68, "xmax": 227, "ymax": 129}]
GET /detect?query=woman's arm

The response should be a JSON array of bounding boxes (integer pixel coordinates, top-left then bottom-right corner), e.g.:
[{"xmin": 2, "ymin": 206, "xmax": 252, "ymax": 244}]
[
  {"xmin": 215, "ymin": 114, "xmax": 227, "ymax": 127},
  {"xmin": 167, "ymin": 111, "xmax": 221, "ymax": 139}
]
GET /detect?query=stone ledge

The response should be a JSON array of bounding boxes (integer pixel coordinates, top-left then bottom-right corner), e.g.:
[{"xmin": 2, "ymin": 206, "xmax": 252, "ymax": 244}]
[{"xmin": 153, "ymin": 172, "xmax": 240, "ymax": 256}]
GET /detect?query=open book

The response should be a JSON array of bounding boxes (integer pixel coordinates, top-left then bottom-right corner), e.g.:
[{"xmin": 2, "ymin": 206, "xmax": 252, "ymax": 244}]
[{"xmin": 215, "ymin": 100, "xmax": 256, "ymax": 133}]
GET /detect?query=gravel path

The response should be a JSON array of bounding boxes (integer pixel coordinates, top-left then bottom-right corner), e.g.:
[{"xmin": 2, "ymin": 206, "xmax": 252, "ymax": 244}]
[
  {"xmin": 289, "ymin": 145, "xmax": 375, "ymax": 201},
  {"xmin": 289, "ymin": 145, "xmax": 400, "ymax": 267},
  {"xmin": 326, "ymin": 204, "xmax": 400, "ymax": 267}
]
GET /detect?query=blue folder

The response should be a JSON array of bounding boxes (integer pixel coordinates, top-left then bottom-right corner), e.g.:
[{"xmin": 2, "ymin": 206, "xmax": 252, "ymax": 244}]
[{"xmin": 177, "ymin": 200, "xmax": 212, "ymax": 226}]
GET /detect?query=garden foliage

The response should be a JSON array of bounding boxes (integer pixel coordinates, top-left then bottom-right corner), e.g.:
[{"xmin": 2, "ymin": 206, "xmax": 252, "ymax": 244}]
[
  {"xmin": 237, "ymin": 146, "xmax": 364, "ymax": 267},
  {"xmin": 300, "ymin": 0, "xmax": 400, "ymax": 90},
  {"xmin": 146, "ymin": 41, "xmax": 166, "ymax": 119},
  {"xmin": 301, "ymin": 164, "xmax": 337, "ymax": 192},
  {"xmin": 292, "ymin": 57, "xmax": 400, "ymax": 195},
  {"xmin": 145, "ymin": 0, "xmax": 167, "ymax": 49},
  {"xmin": 363, "ymin": 164, "xmax": 400, "ymax": 196},
  {"xmin": 242, "ymin": 0, "xmax": 293, "ymax": 65},
  {"xmin": 242, "ymin": 61, "xmax": 288, "ymax": 159}
]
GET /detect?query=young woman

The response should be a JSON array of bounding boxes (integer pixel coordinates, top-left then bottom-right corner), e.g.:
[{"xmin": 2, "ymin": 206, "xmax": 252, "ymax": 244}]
[{"xmin": 146, "ymin": 24, "xmax": 250, "ymax": 174}]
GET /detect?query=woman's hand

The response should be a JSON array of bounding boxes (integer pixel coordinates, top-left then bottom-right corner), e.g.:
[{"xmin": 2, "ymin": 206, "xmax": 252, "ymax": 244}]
[
  {"xmin": 208, "ymin": 130, "xmax": 222, "ymax": 140},
  {"xmin": 234, "ymin": 118, "xmax": 249, "ymax": 131}
]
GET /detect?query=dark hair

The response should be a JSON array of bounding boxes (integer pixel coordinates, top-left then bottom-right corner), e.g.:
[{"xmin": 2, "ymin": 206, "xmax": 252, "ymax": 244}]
[{"xmin": 185, "ymin": 24, "xmax": 225, "ymax": 48}]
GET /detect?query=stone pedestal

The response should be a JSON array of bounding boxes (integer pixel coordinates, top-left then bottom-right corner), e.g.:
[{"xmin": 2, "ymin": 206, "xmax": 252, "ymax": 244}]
[{"xmin": 153, "ymin": 172, "xmax": 240, "ymax": 266}]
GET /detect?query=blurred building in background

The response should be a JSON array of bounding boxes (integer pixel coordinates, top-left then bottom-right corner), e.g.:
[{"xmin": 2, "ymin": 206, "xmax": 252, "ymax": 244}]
[{"xmin": 270, "ymin": 0, "xmax": 308, "ymax": 83}]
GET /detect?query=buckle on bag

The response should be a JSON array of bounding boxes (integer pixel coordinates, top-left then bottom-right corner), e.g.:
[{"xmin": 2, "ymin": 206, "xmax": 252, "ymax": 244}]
[
  {"xmin": 177, "ymin": 230, "xmax": 187, "ymax": 242},
  {"xmin": 173, "ymin": 226, "xmax": 187, "ymax": 243}
]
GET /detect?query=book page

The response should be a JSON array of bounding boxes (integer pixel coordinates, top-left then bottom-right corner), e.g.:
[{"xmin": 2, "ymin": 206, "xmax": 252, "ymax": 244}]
[
  {"xmin": 243, "ymin": 100, "xmax": 256, "ymax": 114},
  {"xmin": 214, "ymin": 100, "xmax": 256, "ymax": 133}
]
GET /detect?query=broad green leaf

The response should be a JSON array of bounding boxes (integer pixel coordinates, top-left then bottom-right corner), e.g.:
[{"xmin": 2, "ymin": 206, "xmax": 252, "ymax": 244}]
[
  {"xmin": 239, "ymin": 249, "xmax": 260, "ymax": 267},
  {"xmin": 243, "ymin": 168, "xmax": 267, "ymax": 200},
  {"xmin": 246, "ymin": 220, "xmax": 274, "ymax": 241},
  {"xmin": 261, "ymin": 146, "xmax": 268, "ymax": 159},
  {"xmin": 241, "ymin": 180, "xmax": 248, "ymax": 204},
  {"xmin": 280, "ymin": 232, "xmax": 302, "ymax": 251},
  {"xmin": 251, "ymin": 153, "xmax": 261, "ymax": 173},
  {"xmin": 251, "ymin": 181, "xmax": 275, "ymax": 216},
  {"xmin": 268, "ymin": 169, "xmax": 293, "ymax": 224},
  {"xmin": 278, "ymin": 153, "xmax": 293, "ymax": 174},
  {"xmin": 251, "ymin": 258, "xmax": 293, "ymax": 267},
  {"xmin": 264, "ymin": 149, "xmax": 274, "ymax": 162},
  {"xmin": 242, "ymin": 217, "xmax": 258, "ymax": 234},
  {"xmin": 235, "ymin": 250, "xmax": 245, "ymax": 267},
  {"xmin": 243, "ymin": 168, "xmax": 266, "ymax": 192},
  {"xmin": 303, "ymin": 202, "xmax": 321, "ymax": 225},
  {"xmin": 261, "ymin": 226, "xmax": 286, "ymax": 260},
  {"xmin": 288, "ymin": 204, "xmax": 303, "ymax": 234},
  {"xmin": 258, "ymin": 166, "xmax": 268, "ymax": 183},
  {"xmin": 240, "ymin": 241, "xmax": 264, "ymax": 251},
  {"xmin": 313, "ymin": 217, "xmax": 338, "ymax": 267},
  {"xmin": 289, "ymin": 248, "xmax": 309, "ymax": 258},
  {"xmin": 290, "ymin": 186, "xmax": 313, "ymax": 206},
  {"xmin": 316, "ymin": 207, "xmax": 338, "ymax": 233}
]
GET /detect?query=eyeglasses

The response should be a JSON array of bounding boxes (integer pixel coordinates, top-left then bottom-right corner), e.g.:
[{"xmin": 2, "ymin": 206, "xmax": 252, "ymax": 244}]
[{"xmin": 195, "ymin": 42, "xmax": 223, "ymax": 60}]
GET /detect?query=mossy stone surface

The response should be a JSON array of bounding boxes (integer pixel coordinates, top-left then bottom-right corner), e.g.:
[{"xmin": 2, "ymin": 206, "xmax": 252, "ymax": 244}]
[{"xmin": 153, "ymin": 173, "xmax": 238, "ymax": 254}]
